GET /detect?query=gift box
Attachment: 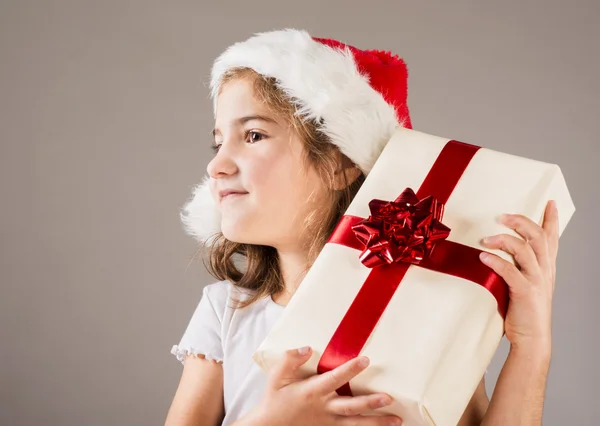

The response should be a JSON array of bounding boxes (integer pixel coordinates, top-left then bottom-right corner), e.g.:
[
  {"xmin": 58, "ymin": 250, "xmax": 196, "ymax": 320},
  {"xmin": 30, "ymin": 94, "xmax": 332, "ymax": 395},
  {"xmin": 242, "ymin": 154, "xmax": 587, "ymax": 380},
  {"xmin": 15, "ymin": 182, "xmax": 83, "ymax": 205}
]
[{"xmin": 252, "ymin": 127, "xmax": 576, "ymax": 426}]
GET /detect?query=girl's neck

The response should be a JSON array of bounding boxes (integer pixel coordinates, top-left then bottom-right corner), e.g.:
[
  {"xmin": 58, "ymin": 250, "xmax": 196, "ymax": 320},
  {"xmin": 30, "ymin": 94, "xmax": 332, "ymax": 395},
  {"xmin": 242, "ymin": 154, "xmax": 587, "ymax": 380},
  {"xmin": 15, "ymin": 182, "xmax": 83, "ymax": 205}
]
[{"xmin": 272, "ymin": 248, "xmax": 309, "ymax": 306}]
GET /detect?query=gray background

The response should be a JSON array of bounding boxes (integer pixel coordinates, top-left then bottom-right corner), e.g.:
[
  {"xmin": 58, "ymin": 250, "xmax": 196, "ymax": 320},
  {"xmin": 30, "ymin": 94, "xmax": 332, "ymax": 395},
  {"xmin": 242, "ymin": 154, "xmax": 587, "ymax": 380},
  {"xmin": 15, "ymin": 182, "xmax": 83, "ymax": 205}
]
[{"xmin": 1, "ymin": 1, "xmax": 598, "ymax": 425}]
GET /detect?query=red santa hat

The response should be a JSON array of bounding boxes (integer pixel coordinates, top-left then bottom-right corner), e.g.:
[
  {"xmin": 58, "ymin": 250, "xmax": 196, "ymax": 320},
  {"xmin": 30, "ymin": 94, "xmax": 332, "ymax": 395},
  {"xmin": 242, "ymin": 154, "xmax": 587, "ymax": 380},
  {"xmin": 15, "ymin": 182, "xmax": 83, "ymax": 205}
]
[{"xmin": 181, "ymin": 28, "xmax": 412, "ymax": 244}]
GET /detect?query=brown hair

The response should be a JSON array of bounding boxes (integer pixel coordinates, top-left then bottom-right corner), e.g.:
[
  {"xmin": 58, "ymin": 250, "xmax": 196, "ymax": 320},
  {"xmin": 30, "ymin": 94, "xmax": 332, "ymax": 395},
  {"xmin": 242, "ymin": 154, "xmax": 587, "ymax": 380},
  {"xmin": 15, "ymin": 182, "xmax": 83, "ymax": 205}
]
[{"xmin": 198, "ymin": 67, "xmax": 365, "ymax": 309}]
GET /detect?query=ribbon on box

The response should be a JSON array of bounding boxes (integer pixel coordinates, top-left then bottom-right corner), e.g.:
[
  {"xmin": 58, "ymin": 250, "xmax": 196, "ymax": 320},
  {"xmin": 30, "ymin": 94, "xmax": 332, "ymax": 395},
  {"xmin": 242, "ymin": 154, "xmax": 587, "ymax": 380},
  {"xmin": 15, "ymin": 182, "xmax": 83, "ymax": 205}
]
[{"xmin": 316, "ymin": 140, "xmax": 509, "ymax": 397}]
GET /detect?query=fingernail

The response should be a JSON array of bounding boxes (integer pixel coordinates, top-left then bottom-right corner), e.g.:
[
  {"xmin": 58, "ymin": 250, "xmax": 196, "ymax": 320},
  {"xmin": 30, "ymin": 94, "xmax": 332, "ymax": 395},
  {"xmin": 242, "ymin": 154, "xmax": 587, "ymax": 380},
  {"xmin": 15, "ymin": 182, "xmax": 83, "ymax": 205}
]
[
  {"xmin": 389, "ymin": 419, "xmax": 402, "ymax": 426},
  {"xmin": 377, "ymin": 396, "xmax": 392, "ymax": 407},
  {"xmin": 498, "ymin": 213, "xmax": 509, "ymax": 222},
  {"xmin": 550, "ymin": 200, "xmax": 557, "ymax": 211},
  {"xmin": 358, "ymin": 356, "xmax": 370, "ymax": 367},
  {"xmin": 297, "ymin": 346, "xmax": 311, "ymax": 356},
  {"xmin": 479, "ymin": 252, "xmax": 489, "ymax": 262},
  {"xmin": 481, "ymin": 236, "xmax": 491, "ymax": 244}
]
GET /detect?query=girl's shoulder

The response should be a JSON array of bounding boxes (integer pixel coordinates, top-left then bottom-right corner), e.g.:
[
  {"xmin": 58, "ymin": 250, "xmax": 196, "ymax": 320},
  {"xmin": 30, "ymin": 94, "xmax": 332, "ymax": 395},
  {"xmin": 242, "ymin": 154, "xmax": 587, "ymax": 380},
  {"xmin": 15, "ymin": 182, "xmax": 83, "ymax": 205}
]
[
  {"xmin": 170, "ymin": 280, "xmax": 268, "ymax": 364},
  {"xmin": 202, "ymin": 280, "xmax": 259, "ymax": 313}
]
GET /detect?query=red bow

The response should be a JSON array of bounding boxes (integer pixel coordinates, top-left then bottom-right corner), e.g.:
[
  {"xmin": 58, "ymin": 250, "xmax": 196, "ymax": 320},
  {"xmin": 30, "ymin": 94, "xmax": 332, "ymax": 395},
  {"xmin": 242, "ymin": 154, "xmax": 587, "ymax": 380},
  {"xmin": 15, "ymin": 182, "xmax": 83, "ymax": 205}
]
[{"xmin": 351, "ymin": 188, "xmax": 451, "ymax": 268}]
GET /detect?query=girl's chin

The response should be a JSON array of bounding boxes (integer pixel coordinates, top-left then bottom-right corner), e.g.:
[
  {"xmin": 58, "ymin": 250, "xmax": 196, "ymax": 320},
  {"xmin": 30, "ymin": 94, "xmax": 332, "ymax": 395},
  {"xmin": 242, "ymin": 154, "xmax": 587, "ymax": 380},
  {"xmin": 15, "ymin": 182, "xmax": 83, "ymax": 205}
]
[{"xmin": 221, "ymin": 225, "xmax": 265, "ymax": 245}]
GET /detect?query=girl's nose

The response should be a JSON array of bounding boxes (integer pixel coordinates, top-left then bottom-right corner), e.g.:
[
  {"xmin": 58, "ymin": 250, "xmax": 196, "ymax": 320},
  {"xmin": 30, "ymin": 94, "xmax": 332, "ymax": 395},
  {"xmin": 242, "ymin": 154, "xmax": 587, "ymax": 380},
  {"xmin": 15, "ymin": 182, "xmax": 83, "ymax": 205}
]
[{"xmin": 207, "ymin": 143, "xmax": 238, "ymax": 179}]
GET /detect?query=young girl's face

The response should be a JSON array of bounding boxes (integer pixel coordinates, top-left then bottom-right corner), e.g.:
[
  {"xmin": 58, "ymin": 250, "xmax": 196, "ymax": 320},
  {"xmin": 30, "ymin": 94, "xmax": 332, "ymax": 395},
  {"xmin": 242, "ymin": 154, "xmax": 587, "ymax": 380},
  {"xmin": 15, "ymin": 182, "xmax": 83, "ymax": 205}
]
[{"xmin": 208, "ymin": 78, "xmax": 327, "ymax": 250}]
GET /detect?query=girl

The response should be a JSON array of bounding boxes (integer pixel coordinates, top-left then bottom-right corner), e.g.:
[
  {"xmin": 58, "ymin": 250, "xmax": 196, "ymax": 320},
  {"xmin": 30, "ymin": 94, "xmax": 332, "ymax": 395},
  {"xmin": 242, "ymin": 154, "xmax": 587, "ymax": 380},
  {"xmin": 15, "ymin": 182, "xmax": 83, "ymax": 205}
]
[{"xmin": 166, "ymin": 29, "xmax": 558, "ymax": 426}]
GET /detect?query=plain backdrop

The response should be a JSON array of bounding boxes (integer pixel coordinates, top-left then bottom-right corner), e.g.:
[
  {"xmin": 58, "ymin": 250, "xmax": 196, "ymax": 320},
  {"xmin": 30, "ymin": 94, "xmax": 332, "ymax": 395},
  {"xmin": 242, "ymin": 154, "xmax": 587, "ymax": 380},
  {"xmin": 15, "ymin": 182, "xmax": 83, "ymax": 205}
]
[{"xmin": 1, "ymin": 1, "xmax": 598, "ymax": 425}]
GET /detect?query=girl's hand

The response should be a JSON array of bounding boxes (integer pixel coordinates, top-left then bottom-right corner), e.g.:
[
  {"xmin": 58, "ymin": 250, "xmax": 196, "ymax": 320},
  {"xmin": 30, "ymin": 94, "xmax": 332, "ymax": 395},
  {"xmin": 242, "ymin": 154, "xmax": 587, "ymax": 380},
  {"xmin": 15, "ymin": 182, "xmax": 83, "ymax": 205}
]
[
  {"xmin": 250, "ymin": 346, "xmax": 402, "ymax": 426},
  {"xmin": 479, "ymin": 200, "xmax": 559, "ymax": 353}
]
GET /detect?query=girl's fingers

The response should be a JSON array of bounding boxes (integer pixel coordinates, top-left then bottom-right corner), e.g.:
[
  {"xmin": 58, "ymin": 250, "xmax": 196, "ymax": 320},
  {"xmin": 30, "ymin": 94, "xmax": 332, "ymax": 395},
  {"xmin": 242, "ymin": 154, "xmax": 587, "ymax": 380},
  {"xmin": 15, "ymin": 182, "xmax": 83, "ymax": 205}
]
[
  {"xmin": 308, "ymin": 356, "xmax": 370, "ymax": 397},
  {"xmin": 498, "ymin": 213, "xmax": 550, "ymax": 275},
  {"xmin": 479, "ymin": 250, "xmax": 528, "ymax": 293},
  {"xmin": 481, "ymin": 233, "xmax": 541, "ymax": 279},
  {"xmin": 542, "ymin": 201, "xmax": 560, "ymax": 284},
  {"xmin": 268, "ymin": 346, "xmax": 313, "ymax": 390},
  {"xmin": 337, "ymin": 414, "xmax": 403, "ymax": 426},
  {"xmin": 327, "ymin": 393, "xmax": 393, "ymax": 416}
]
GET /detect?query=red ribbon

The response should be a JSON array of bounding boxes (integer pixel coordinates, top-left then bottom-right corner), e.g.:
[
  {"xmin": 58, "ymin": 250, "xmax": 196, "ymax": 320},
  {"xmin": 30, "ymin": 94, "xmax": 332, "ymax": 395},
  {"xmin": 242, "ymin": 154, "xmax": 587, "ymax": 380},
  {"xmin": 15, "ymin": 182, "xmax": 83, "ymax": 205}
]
[{"xmin": 316, "ymin": 140, "xmax": 509, "ymax": 397}]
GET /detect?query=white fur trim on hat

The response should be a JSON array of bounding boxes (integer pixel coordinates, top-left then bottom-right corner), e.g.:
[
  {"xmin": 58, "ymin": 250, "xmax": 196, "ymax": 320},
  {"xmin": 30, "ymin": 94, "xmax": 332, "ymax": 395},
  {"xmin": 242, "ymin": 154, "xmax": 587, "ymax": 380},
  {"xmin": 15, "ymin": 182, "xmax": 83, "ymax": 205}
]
[
  {"xmin": 210, "ymin": 28, "xmax": 402, "ymax": 174},
  {"xmin": 180, "ymin": 176, "xmax": 221, "ymax": 245}
]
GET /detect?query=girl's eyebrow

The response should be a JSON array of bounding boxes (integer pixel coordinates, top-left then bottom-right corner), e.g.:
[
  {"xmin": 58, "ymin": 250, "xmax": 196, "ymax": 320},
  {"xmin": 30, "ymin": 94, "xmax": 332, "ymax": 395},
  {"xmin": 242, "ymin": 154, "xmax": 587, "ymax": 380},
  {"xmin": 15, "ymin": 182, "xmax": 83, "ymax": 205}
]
[{"xmin": 212, "ymin": 115, "xmax": 278, "ymax": 137}]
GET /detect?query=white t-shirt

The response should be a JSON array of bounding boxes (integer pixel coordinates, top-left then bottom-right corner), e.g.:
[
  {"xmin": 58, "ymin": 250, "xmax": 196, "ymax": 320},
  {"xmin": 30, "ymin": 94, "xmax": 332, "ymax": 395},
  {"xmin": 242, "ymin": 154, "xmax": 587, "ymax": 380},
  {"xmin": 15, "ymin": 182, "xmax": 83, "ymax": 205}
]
[
  {"xmin": 171, "ymin": 280, "xmax": 490, "ymax": 425},
  {"xmin": 171, "ymin": 280, "xmax": 285, "ymax": 426}
]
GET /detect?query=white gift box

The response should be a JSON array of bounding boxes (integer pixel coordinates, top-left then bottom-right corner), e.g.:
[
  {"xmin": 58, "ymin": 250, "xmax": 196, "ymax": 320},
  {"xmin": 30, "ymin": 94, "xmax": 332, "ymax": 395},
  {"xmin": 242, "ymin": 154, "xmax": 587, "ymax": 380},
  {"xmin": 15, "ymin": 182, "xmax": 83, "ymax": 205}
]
[{"xmin": 252, "ymin": 127, "xmax": 576, "ymax": 426}]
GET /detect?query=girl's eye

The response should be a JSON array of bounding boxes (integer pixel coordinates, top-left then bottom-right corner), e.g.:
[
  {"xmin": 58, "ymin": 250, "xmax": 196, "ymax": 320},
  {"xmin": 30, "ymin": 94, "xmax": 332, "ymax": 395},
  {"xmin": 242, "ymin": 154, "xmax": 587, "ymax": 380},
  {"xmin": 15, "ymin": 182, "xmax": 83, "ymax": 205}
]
[
  {"xmin": 211, "ymin": 131, "xmax": 265, "ymax": 154},
  {"xmin": 246, "ymin": 130, "xmax": 266, "ymax": 144}
]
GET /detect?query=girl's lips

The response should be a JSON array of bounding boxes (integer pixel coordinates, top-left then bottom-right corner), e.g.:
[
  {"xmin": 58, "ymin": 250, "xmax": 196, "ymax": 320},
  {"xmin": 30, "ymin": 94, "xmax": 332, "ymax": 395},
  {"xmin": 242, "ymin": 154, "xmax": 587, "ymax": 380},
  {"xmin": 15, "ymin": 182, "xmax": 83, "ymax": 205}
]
[{"xmin": 219, "ymin": 190, "xmax": 249, "ymax": 201}]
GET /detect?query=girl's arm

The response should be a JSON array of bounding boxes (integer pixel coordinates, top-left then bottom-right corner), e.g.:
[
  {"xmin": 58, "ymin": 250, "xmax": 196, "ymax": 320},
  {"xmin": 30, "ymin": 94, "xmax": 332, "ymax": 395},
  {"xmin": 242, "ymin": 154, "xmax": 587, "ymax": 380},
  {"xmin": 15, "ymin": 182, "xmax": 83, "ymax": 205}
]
[
  {"xmin": 458, "ymin": 341, "xmax": 551, "ymax": 426},
  {"xmin": 480, "ymin": 343, "xmax": 551, "ymax": 425},
  {"xmin": 458, "ymin": 377, "xmax": 490, "ymax": 426},
  {"xmin": 459, "ymin": 200, "xmax": 560, "ymax": 425},
  {"xmin": 473, "ymin": 201, "xmax": 559, "ymax": 425},
  {"xmin": 165, "ymin": 355, "xmax": 225, "ymax": 426}
]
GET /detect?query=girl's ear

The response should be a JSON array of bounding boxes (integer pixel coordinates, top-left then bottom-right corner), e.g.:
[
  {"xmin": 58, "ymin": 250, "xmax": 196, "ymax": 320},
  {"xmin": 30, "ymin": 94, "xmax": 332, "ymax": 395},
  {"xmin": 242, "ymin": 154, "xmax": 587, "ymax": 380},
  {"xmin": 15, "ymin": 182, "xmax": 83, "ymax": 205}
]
[{"xmin": 331, "ymin": 153, "xmax": 362, "ymax": 190}]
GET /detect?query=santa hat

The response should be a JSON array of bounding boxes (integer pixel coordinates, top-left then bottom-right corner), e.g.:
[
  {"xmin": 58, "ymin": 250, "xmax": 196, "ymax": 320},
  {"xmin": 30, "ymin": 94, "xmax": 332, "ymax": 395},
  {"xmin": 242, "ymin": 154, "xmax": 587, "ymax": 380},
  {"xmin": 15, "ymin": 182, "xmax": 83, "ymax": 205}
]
[{"xmin": 181, "ymin": 28, "xmax": 412, "ymax": 245}]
